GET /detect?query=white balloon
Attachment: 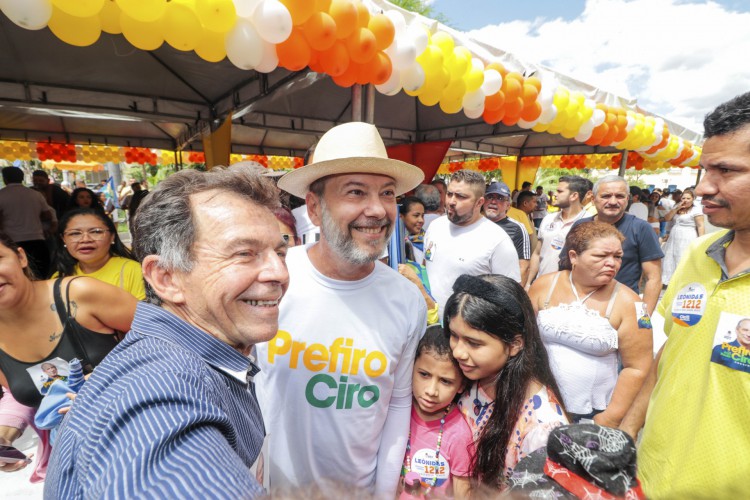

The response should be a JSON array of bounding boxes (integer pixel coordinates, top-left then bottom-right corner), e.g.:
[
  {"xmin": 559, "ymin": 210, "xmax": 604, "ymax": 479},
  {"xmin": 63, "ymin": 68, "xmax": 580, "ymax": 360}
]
[
  {"xmin": 462, "ymin": 89, "xmax": 484, "ymax": 110},
  {"xmin": 578, "ymin": 120, "xmax": 595, "ymax": 136},
  {"xmin": 538, "ymin": 88, "xmax": 555, "ymax": 108},
  {"xmin": 375, "ymin": 67, "xmax": 402, "ymax": 96},
  {"xmin": 407, "ymin": 22, "xmax": 429, "ymax": 53},
  {"xmin": 517, "ymin": 117, "xmax": 539, "ymax": 129},
  {"xmin": 0, "ymin": 0, "xmax": 52, "ymax": 30},
  {"xmin": 384, "ymin": 10, "xmax": 407, "ymax": 35},
  {"xmin": 225, "ymin": 20, "xmax": 264, "ymax": 70},
  {"xmin": 251, "ymin": 0, "xmax": 292, "ymax": 44},
  {"xmin": 471, "ymin": 57, "xmax": 484, "ymax": 72},
  {"xmin": 539, "ymin": 104, "xmax": 557, "ymax": 124},
  {"xmin": 591, "ymin": 109, "xmax": 606, "ymax": 127},
  {"xmin": 480, "ymin": 69, "xmax": 502, "ymax": 96},
  {"xmin": 574, "ymin": 128, "xmax": 593, "ymax": 142},
  {"xmin": 254, "ymin": 38, "xmax": 279, "ymax": 73},
  {"xmin": 386, "ymin": 38, "xmax": 417, "ymax": 70},
  {"xmin": 464, "ymin": 103, "xmax": 485, "ymax": 120},
  {"xmin": 625, "ymin": 115, "xmax": 636, "ymax": 132},
  {"xmin": 401, "ymin": 63, "xmax": 425, "ymax": 93},
  {"xmin": 233, "ymin": 0, "xmax": 262, "ymax": 18}
]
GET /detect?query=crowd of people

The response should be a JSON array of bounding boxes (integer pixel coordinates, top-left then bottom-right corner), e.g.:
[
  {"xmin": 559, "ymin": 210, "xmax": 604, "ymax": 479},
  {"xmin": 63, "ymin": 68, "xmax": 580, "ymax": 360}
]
[{"xmin": 0, "ymin": 91, "xmax": 748, "ymax": 499}]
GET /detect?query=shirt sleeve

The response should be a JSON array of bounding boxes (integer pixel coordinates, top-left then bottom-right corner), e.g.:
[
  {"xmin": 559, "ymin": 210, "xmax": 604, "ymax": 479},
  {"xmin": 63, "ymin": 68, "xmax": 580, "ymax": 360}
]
[
  {"xmin": 490, "ymin": 238, "xmax": 521, "ymax": 282},
  {"xmin": 637, "ymin": 220, "xmax": 665, "ymax": 262},
  {"xmin": 47, "ymin": 370, "xmax": 264, "ymax": 499},
  {"xmin": 374, "ymin": 298, "xmax": 426, "ymax": 496}
]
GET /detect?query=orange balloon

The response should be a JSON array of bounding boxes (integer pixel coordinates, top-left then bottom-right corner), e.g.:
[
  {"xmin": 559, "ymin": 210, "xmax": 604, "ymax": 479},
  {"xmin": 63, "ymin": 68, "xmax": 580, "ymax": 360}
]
[
  {"xmin": 502, "ymin": 78, "xmax": 522, "ymax": 102},
  {"xmin": 484, "ymin": 91, "xmax": 505, "ymax": 111},
  {"xmin": 586, "ymin": 124, "xmax": 608, "ymax": 146},
  {"xmin": 520, "ymin": 102, "xmax": 542, "ymax": 122},
  {"xmin": 279, "ymin": 0, "xmax": 315, "ymax": 25},
  {"xmin": 521, "ymin": 84, "xmax": 539, "ymax": 106},
  {"xmin": 504, "ymin": 97, "xmax": 524, "ymax": 118},
  {"xmin": 482, "ymin": 106, "xmax": 505, "ymax": 125},
  {"xmin": 320, "ymin": 40, "xmax": 350, "ymax": 76},
  {"xmin": 601, "ymin": 125, "xmax": 619, "ymax": 147},
  {"xmin": 368, "ymin": 13, "xmax": 394, "ymax": 51},
  {"xmin": 308, "ymin": 50, "xmax": 323, "ymax": 72},
  {"xmin": 364, "ymin": 51, "xmax": 392, "ymax": 85},
  {"xmin": 354, "ymin": 0, "xmax": 369, "ymax": 27},
  {"xmin": 303, "ymin": 11, "xmax": 336, "ymax": 51},
  {"xmin": 346, "ymin": 27, "xmax": 377, "ymax": 64},
  {"xmin": 525, "ymin": 76, "xmax": 542, "ymax": 92},
  {"xmin": 485, "ymin": 62, "xmax": 507, "ymax": 78},
  {"xmin": 329, "ymin": 0, "xmax": 357, "ymax": 39},
  {"xmin": 315, "ymin": 0, "xmax": 332, "ymax": 10},
  {"xmin": 332, "ymin": 64, "xmax": 358, "ymax": 87},
  {"xmin": 502, "ymin": 113, "xmax": 520, "ymax": 127},
  {"xmin": 276, "ymin": 28, "xmax": 311, "ymax": 71}
]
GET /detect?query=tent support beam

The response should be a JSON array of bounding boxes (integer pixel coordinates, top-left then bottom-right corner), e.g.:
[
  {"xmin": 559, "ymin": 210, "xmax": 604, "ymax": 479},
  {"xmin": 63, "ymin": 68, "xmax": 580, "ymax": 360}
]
[
  {"xmin": 352, "ymin": 85, "xmax": 362, "ymax": 121},
  {"xmin": 619, "ymin": 149, "xmax": 629, "ymax": 176},
  {"xmin": 365, "ymin": 84, "xmax": 375, "ymax": 124}
]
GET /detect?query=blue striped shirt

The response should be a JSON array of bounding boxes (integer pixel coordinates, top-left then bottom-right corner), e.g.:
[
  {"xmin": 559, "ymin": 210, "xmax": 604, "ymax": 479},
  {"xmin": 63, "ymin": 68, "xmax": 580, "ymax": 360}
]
[{"xmin": 44, "ymin": 302, "xmax": 266, "ymax": 499}]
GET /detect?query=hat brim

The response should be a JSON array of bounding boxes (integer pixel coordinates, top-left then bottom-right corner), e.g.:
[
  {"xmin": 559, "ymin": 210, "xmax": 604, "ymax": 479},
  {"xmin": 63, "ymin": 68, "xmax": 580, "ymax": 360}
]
[{"xmin": 277, "ymin": 157, "xmax": 425, "ymax": 198}]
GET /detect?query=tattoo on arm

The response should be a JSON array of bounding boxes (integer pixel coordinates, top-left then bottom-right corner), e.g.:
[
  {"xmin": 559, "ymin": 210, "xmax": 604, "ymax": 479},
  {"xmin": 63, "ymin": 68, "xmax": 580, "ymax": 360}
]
[
  {"xmin": 70, "ymin": 300, "xmax": 78, "ymax": 318},
  {"xmin": 49, "ymin": 331, "xmax": 62, "ymax": 342}
]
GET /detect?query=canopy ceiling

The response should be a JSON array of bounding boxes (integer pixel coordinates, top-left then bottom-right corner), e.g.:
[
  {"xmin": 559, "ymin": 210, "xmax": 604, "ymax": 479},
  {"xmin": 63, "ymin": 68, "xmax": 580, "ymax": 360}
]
[{"xmin": 0, "ymin": 1, "xmax": 702, "ymax": 162}]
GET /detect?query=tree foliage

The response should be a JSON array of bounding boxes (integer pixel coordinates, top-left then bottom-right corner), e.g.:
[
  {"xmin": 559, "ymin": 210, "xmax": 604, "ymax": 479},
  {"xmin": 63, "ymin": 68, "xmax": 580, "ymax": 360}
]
[{"xmin": 389, "ymin": 0, "xmax": 450, "ymax": 25}]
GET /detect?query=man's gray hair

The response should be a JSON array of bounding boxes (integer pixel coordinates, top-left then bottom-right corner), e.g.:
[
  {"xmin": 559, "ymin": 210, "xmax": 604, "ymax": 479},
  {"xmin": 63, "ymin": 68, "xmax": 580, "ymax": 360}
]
[
  {"xmin": 593, "ymin": 175, "xmax": 627, "ymax": 196},
  {"xmin": 133, "ymin": 167, "xmax": 279, "ymax": 305},
  {"xmin": 415, "ymin": 184, "xmax": 441, "ymax": 211},
  {"xmin": 449, "ymin": 169, "xmax": 486, "ymax": 198}
]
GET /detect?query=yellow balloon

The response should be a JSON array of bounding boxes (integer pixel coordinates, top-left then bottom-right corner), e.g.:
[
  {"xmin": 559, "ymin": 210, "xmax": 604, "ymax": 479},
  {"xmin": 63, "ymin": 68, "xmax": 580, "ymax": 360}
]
[
  {"xmin": 195, "ymin": 29, "xmax": 226, "ymax": 62},
  {"xmin": 463, "ymin": 66, "xmax": 483, "ymax": 92},
  {"xmin": 442, "ymin": 78, "xmax": 466, "ymax": 102},
  {"xmin": 48, "ymin": 7, "xmax": 102, "ymax": 47},
  {"xmin": 418, "ymin": 89, "xmax": 441, "ymax": 107},
  {"xmin": 120, "ymin": 12, "xmax": 163, "ymax": 50},
  {"xmin": 116, "ymin": 0, "xmax": 168, "ymax": 23},
  {"xmin": 431, "ymin": 31, "xmax": 454, "ymax": 57},
  {"xmin": 53, "ymin": 0, "xmax": 105, "ymax": 18},
  {"xmin": 439, "ymin": 97, "xmax": 462, "ymax": 115},
  {"xmin": 163, "ymin": 2, "xmax": 203, "ymax": 51},
  {"xmin": 195, "ymin": 0, "xmax": 236, "ymax": 34},
  {"xmin": 416, "ymin": 45, "xmax": 443, "ymax": 74},
  {"xmin": 99, "ymin": 0, "xmax": 122, "ymax": 33}
]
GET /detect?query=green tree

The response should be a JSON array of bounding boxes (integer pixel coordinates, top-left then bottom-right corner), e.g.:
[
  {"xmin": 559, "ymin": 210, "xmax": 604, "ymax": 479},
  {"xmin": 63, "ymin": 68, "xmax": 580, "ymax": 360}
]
[{"xmin": 390, "ymin": 0, "xmax": 450, "ymax": 25}]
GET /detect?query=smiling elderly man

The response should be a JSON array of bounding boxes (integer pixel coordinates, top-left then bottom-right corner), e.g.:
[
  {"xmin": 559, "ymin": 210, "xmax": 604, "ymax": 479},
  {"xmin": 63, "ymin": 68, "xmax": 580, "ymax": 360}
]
[
  {"xmin": 45, "ymin": 168, "xmax": 289, "ymax": 498},
  {"xmin": 255, "ymin": 122, "xmax": 426, "ymax": 497}
]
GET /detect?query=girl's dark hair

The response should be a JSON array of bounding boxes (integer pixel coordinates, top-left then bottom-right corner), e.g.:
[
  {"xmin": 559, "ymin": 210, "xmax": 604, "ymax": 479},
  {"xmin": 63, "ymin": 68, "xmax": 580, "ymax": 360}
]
[
  {"xmin": 0, "ymin": 231, "xmax": 35, "ymax": 280},
  {"xmin": 68, "ymin": 187, "xmax": 104, "ymax": 211},
  {"xmin": 399, "ymin": 196, "xmax": 425, "ymax": 216},
  {"xmin": 417, "ymin": 324, "xmax": 469, "ymax": 398},
  {"xmin": 443, "ymin": 274, "xmax": 565, "ymax": 488},
  {"xmin": 53, "ymin": 208, "xmax": 136, "ymax": 277}
]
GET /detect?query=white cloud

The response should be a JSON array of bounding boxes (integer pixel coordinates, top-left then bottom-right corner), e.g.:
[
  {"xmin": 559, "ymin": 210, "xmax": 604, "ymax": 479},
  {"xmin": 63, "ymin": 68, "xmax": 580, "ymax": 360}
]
[{"xmin": 467, "ymin": 0, "xmax": 750, "ymax": 133}]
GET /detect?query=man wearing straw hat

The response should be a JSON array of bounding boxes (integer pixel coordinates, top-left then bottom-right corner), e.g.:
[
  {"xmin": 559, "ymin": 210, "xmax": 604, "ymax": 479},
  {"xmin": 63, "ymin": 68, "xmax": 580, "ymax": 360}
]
[{"xmin": 255, "ymin": 122, "xmax": 427, "ymax": 496}]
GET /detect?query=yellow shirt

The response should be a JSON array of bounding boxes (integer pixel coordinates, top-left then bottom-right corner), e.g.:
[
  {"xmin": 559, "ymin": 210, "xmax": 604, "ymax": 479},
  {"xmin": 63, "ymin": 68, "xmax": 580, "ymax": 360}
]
[
  {"xmin": 638, "ymin": 230, "xmax": 750, "ymax": 498},
  {"xmin": 72, "ymin": 256, "xmax": 146, "ymax": 300},
  {"xmin": 507, "ymin": 206, "xmax": 534, "ymax": 236}
]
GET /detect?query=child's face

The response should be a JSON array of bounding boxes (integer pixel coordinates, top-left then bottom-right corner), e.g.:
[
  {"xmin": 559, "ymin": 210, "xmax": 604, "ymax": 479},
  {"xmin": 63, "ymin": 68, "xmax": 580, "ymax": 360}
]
[
  {"xmin": 412, "ymin": 351, "xmax": 464, "ymax": 421},
  {"xmin": 448, "ymin": 314, "xmax": 521, "ymax": 389}
]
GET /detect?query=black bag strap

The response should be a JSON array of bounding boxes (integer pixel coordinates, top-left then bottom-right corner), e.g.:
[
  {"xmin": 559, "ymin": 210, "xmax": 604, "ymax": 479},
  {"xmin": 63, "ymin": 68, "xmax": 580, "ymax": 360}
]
[{"xmin": 54, "ymin": 277, "xmax": 95, "ymax": 374}]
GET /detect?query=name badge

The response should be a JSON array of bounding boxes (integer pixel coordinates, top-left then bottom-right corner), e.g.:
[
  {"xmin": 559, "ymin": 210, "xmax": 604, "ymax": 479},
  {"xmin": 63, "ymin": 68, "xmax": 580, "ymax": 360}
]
[
  {"xmin": 671, "ymin": 283, "xmax": 707, "ymax": 327},
  {"xmin": 412, "ymin": 447, "xmax": 451, "ymax": 488}
]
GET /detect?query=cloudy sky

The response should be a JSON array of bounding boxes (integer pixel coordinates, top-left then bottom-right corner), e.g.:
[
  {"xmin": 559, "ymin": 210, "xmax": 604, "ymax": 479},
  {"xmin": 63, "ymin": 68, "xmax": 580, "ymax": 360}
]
[{"xmin": 428, "ymin": 0, "xmax": 750, "ymax": 134}]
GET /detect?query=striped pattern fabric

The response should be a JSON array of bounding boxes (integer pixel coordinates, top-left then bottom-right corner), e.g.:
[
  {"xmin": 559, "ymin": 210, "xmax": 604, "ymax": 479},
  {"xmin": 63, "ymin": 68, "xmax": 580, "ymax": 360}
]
[{"xmin": 44, "ymin": 302, "xmax": 265, "ymax": 499}]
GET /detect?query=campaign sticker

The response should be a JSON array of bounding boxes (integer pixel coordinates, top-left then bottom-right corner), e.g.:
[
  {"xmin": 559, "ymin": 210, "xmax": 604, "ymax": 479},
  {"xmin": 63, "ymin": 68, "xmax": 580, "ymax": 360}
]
[
  {"xmin": 635, "ymin": 302, "xmax": 652, "ymax": 329},
  {"xmin": 411, "ymin": 447, "xmax": 450, "ymax": 488},
  {"xmin": 710, "ymin": 312, "xmax": 750, "ymax": 374},
  {"xmin": 424, "ymin": 241, "xmax": 435, "ymax": 262},
  {"xmin": 550, "ymin": 234, "xmax": 566, "ymax": 251},
  {"xmin": 26, "ymin": 357, "xmax": 70, "ymax": 395},
  {"xmin": 671, "ymin": 283, "xmax": 707, "ymax": 327}
]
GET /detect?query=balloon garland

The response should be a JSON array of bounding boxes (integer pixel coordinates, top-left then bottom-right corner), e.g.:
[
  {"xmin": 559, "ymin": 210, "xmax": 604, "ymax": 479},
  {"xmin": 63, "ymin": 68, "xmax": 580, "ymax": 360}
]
[{"xmin": 0, "ymin": 0, "xmax": 701, "ymax": 167}]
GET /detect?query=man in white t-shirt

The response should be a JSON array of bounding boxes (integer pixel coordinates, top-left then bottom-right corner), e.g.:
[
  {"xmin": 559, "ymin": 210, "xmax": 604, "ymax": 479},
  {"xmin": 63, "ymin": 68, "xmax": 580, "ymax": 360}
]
[
  {"xmin": 526, "ymin": 175, "xmax": 589, "ymax": 288},
  {"xmin": 532, "ymin": 185, "xmax": 549, "ymax": 229},
  {"xmin": 628, "ymin": 186, "xmax": 649, "ymax": 221},
  {"xmin": 255, "ymin": 122, "xmax": 427, "ymax": 497},
  {"xmin": 424, "ymin": 170, "xmax": 520, "ymax": 316}
]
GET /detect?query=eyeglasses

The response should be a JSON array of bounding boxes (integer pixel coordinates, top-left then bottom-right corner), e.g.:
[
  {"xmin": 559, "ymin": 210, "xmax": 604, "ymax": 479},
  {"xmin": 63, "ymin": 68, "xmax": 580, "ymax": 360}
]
[{"xmin": 63, "ymin": 228, "xmax": 110, "ymax": 241}]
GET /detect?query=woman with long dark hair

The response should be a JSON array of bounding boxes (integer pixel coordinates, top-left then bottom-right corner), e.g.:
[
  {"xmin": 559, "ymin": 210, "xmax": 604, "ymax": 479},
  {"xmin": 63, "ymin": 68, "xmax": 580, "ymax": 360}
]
[
  {"xmin": 53, "ymin": 208, "xmax": 145, "ymax": 300},
  {"xmin": 399, "ymin": 196, "xmax": 426, "ymax": 264},
  {"xmin": 444, "ymin": 274, "xmax": 567, "ymax": 489},
  {"xmin": 67, "ymin": 187, "xmax": 104, "ymax": 212}
]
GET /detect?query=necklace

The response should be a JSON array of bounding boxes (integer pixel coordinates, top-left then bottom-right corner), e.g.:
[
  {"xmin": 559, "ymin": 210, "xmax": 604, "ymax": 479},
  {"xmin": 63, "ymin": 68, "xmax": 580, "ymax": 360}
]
[
  {"xmin": 402, "ymin": 404, "xmax": 452, "ymax": 494},
  {"xmin": 568, "ymin": 271, "xmax": 601, "ymax": 306}
]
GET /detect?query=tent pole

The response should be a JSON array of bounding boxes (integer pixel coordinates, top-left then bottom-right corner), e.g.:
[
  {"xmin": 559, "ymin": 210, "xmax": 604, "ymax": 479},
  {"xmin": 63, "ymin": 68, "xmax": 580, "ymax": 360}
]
[
  {"xmin": 352, "ymin": 85, "xmax": 363, "ymax": 122},
  {"xmin": 618, "ymin": 150, "xmax": 629, "ymax": 176},
  {"xmin": 365, "ymin": 84, "xmax": 375, "ymax": 124},
  {"xmin": 695, "ymin": 167, "xmax": 702, "ymax": 186}
]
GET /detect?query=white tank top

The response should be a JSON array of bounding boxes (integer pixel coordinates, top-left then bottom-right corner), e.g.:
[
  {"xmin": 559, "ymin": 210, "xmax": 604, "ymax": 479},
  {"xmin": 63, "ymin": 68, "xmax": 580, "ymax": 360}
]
[{"xmin": 537, "ymin": 272, "xmax": 621, "ymax": 414}]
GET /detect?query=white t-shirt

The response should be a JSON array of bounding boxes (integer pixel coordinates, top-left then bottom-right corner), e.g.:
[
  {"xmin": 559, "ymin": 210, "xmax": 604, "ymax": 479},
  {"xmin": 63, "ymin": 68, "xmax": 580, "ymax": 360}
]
[
  {"xmin": 628, "ymin": 202, "xmax": 649, "ymax": 221},
  {"xmin": 291, "ymin": 205, "xmax": 320, "ymax": 244},
  {"xmin": 422, "ymin": 212, "xmax": 442, "ymax": 232},
  {"xmin": 424, "ymin": 216, "xmax": 520, "ymax": 316},
  {"xmin": 537, "ymin": 210, "xmax": 587, "ymax": 278},
  {"xmin": 255, "ymin": 245, "xmax": 426, "ymax": 494},
  {"xmin": 0, "ymin": 184, "xmax": 51, "ymax": 241}
]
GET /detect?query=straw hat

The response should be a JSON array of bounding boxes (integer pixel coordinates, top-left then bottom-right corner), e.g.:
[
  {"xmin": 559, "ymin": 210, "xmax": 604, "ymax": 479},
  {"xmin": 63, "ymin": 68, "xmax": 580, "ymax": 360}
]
[{"xmin": 277, "ymin": 122, "xmax": 424, "ymax": 198}]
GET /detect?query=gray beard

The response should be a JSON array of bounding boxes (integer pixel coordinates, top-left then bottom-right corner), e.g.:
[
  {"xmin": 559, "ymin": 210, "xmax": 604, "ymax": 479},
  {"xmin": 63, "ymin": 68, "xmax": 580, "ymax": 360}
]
[{"xmin": 320, "ymin": 201, "xmax": 393, "ymax": 266}]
